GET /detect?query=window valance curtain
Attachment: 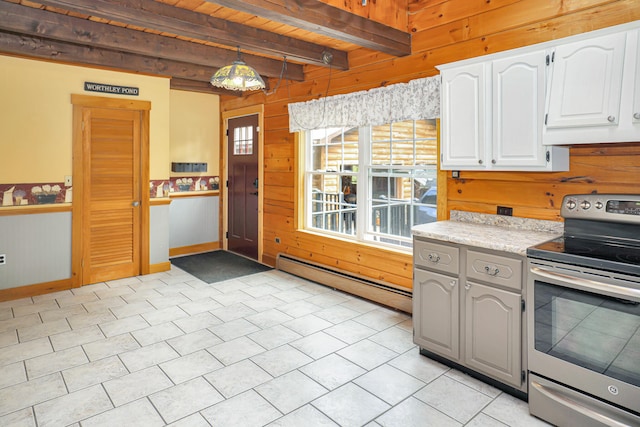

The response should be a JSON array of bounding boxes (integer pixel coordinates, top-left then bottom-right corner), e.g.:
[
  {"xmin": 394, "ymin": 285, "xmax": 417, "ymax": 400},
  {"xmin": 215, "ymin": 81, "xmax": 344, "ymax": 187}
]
[{"xmin": 288, "ymin": 75, "xmax": 440, "ymax": 132}]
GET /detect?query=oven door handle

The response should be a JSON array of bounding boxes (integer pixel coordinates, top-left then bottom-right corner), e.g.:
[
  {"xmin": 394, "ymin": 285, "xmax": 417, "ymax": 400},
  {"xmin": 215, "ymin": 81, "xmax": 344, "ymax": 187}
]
[
  {"xmin": 531, "ymin": 267, "xmax": 640, "ymax": 302},
  {"xmin": 530, "ymin": 380, "xmax": 631, "ymax": 427}
]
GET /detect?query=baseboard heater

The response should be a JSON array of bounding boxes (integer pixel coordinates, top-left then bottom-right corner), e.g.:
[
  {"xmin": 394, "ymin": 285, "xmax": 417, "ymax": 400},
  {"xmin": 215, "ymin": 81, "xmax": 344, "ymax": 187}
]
[{"xmin": 276, "ymin": 253, "xmax": 413, "ymax": 314}]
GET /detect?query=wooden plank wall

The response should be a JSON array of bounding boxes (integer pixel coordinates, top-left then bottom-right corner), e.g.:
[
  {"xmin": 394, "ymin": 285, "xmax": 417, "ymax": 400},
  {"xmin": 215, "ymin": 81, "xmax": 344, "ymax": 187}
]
[{"xmin": 221, "ymin": 0, "xmax": 640, "ymax": 291}]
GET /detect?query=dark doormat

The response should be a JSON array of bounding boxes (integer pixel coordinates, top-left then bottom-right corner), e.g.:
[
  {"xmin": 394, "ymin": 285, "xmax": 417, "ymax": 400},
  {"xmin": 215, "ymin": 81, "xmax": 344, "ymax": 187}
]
[{"xmin": 170, "ymin": 250, "xmax": 272, "ymax": 284}]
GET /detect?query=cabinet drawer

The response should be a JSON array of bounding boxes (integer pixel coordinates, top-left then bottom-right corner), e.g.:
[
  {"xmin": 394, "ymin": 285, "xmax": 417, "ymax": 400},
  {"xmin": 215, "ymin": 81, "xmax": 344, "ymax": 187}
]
[
  {"xmin": 466, "ymin": 250, "xmax": 522, "ymax": 291},
  {"xmin": 414, "ymin": 240, "xmax": 459, "ymax": 275}
]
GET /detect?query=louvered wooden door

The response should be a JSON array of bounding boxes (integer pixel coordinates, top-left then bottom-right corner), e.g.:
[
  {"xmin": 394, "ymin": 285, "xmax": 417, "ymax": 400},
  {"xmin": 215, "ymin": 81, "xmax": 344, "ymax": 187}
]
[
  {"xmin": 71, "ymin": 95, "xmax": 150, "ymax": 287},
  {"xmin": 82, "ymin": 107, "xmax": 141, "ymax": 283}
]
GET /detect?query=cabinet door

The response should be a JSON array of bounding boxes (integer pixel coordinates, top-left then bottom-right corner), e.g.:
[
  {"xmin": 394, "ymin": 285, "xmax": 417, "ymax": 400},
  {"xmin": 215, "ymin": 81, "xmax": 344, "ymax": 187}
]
[
  {"xmin": 440, "ymin": 63, "xmax": 487, "ymax": 169},
  {"xmin": 464, "ymin": 281, "xmax": 521, "ymax": 388},
  {"xmin": 413, "ymin": 269, "xmax": 459, "ymax": 360},
  {"xmin": 493, "ymin": 52, "xmax": 547, "ymax": 168},
  {"xmin": 546, "ymin": 32, "xmax": 626, "ymax": 128}
]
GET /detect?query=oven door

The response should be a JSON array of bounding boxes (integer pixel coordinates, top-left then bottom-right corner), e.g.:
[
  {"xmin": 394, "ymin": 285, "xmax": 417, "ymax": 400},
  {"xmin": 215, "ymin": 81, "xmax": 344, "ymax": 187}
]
[{"xmin": 527, "ymin": 259, "xmax": 640, "ymax": 416}]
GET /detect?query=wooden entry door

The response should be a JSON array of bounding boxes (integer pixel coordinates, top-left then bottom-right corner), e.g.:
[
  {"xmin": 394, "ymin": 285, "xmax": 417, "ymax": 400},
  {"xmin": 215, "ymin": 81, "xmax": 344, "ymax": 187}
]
[
  {"xmin": 227, "ymin": 115, "xmax": 259, "ymax": 259},
  {"xmin": 72, "ymin": 95, "xmax": 150, "ymax": 286}
]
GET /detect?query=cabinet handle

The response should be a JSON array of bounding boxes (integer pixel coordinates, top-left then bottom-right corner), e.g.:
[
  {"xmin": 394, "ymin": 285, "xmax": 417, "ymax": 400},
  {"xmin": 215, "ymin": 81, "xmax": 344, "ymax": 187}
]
[
  {"xmin": 607, "ymin": 115, "xmax": 616, "ymax": 123},
  {"xmin": 484, "ymin": 265, "xmax": 500, "ymax": 276},
  {"xmin": 427, "ymin": 253, "xmax": 440, "ymax": 263},
  {"xmin": 634, "ymin": 113, "xmax": 640, "ymax": 120}
]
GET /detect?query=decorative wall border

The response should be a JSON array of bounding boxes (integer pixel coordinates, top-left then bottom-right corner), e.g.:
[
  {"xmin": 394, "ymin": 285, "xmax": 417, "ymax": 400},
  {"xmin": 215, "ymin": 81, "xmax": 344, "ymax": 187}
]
[
  {"xmin": 1, "ymin": 182, "xmax": 68, "ymax": 207},
  {"xmin": 0, "ymin": 176, "xmax": 220, "ymax": 207},
  {"xmin": 150, "ymin": 176, "xmax": 219, "ymax": 198}
]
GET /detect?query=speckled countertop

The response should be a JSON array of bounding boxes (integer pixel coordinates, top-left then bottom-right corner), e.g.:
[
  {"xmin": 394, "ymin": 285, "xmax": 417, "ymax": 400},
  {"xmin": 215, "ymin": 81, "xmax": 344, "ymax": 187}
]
[{"xmin": 412, "ymin": 211, "xmax": 564, "ymax": 256}]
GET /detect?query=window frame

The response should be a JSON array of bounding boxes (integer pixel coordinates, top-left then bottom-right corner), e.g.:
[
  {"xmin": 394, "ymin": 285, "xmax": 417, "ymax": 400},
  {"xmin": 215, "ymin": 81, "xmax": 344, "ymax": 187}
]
[{"xmin": 302, "ymin": 120, "xmax": 438, "ymax": 249}]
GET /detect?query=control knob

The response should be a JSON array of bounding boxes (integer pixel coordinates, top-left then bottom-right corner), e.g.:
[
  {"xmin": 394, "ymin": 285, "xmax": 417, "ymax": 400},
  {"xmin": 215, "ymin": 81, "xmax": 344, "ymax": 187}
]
[
  {"xmin": 580, "ymin": 200, "xmax": 591, "ymax": 210},
  {"xmin": 595, "ymin": 201, "xmax": 604, "ymax": 210},
  {"xmin": 565, "ymin": 199, "xmax": 577, "ymax": 210}
]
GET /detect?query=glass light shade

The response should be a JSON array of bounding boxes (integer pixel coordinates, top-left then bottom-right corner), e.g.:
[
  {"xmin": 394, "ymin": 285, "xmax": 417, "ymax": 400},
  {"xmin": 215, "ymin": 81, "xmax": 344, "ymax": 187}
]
[{"xmin": 210, "ymin": 59, "xmax": 266, "ymax": 91}]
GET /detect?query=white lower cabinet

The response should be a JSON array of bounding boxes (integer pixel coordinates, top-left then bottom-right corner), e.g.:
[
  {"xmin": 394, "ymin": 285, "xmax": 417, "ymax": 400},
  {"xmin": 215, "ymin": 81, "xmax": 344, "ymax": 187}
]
[{"xmin": 413, "ymin": 238, "xmax": 526, "ymax": 393}]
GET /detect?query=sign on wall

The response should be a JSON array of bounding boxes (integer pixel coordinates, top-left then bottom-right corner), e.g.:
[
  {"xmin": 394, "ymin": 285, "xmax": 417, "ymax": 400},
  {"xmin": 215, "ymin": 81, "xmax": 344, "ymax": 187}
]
[{"xmin": 84, "ymin": 82, "xmax": 139, "ymax": 96}]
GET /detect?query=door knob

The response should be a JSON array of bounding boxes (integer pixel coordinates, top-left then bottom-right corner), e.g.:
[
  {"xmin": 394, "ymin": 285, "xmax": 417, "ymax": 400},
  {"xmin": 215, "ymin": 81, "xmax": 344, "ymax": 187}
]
[{"xmin": 132, "ymin": 201, "xmax": 140, "ymax": 207}]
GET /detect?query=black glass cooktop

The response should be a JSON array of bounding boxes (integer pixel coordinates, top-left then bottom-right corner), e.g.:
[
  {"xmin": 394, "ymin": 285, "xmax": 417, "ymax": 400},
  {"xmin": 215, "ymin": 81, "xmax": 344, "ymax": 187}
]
[{"xmin": 528, "ymin": 236, "xmax": 640, "ymax": 277}]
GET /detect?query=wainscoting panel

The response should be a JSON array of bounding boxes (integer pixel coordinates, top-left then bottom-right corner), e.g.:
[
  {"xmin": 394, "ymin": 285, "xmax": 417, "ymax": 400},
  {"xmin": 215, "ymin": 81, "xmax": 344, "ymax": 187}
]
[
  {"xmin": 0, "ymin": 211, "xmax": 71, "ymax": 289},
  {"xmin": 150, "ymin": 203, "xmax": 170, "ymax": 265},
  {"xmin": 169, "ymin": 195, "xmax": 219, "ymax": 250}
]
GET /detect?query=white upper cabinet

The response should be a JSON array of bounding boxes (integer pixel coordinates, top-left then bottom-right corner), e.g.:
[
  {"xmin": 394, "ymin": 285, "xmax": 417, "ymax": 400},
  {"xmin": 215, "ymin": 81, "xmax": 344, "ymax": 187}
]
[
  {"xmin": 545, "ymin": 32, "xmax": 626, "ymax": 128},
  {"xmin": 543, "ymin": 27, "xmax": 640, "ymax": 145},
  {"xmin": 492, "ymin": 52, "xmax": 552, "ymax": 169},
  {"xmin": 439, "ymin": 51, "xmax": 569, "ymax": 171},
  {"xmin": 440, "ymin": 63, "xmax": 487, "ymax": 168},
  {"xmin": 439, "ymin": 21, "xmax": 640, "ymax": 159}
]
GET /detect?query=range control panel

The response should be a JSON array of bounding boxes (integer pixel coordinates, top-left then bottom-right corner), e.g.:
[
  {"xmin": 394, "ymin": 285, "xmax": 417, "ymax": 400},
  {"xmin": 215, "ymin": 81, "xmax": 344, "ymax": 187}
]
[{"xmin": 561, "ymin": 194, "xmax": 640, "ymax": 223}]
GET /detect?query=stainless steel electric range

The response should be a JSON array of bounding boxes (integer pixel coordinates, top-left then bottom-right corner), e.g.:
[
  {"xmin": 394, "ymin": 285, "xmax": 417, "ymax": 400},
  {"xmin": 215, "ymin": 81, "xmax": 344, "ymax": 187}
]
[{"xmin": 526, "ymin": 194, "xmax": 640, "ymax": 426}]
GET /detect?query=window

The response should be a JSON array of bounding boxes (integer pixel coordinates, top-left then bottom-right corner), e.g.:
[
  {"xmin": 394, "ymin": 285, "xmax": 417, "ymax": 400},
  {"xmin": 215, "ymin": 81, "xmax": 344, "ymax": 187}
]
[
  {"xmin": 304, "ymin": 119, "xmax": 438, "ymax": 248},
  {"xmin": 233, "ymin": 126, "xmax": 254, "ymax": 155}
]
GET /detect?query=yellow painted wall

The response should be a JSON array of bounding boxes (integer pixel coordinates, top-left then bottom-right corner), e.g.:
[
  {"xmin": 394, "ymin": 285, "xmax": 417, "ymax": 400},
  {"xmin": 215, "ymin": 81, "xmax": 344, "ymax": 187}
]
[
  {"xmin": 170, "ymin": 90, "xmax": 220, "ymax": 177},
  {"xmin": 0, "ymin": 55, "xmax": 171, "ymax": 182}
]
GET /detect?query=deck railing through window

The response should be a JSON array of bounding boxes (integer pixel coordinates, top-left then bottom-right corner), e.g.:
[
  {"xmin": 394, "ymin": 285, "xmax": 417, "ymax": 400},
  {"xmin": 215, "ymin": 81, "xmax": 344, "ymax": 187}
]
[
  {"xmin": 312, "ymin": 191, "xmax": 424, "ymax": 239},
  {"xmin": 311, "ymin": 191, "xmax": 357, "ymax": 235},
  {"xmin": 372, "ymin": 200, "xmax": 413, "ymax": 238}
]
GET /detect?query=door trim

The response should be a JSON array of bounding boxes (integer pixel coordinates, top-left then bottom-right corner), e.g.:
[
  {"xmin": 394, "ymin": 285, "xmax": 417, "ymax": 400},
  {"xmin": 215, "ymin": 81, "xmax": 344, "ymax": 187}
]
[
  {"xmin": 221, "ymin": 105, "xmax": 264, "ymax": 261},
  {"xmin": 70, "ymin": 94, "xmax": 151, "ymax": 287}
]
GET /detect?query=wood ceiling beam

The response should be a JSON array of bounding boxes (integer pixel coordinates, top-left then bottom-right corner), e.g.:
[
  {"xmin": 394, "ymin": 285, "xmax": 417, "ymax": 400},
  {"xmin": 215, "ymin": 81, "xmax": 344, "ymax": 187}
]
[
  {"xmin": 170, "ymin": 78, "xmax": 243, "ymax": 97},
  {"xmin": 204, "ymin": 0, "xmax": 412, "ymax": 57},
  {"xmin": 0, "ymin": 1, "xmax": 303, "ymax": 81},
  {"xmin": 27, "ymin": 0, "xmax": 348, "ymax": 70},
  {"xmin": 0, "ymin": 30, "xmax": 254, "ymax": 95}
]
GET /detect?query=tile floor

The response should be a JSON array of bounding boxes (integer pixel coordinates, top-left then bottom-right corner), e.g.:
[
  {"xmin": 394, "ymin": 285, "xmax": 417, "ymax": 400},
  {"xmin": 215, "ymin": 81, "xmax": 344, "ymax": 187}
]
[{"xmin": 0, "ymin": 266, "xmax": 551, "ymax": 427}]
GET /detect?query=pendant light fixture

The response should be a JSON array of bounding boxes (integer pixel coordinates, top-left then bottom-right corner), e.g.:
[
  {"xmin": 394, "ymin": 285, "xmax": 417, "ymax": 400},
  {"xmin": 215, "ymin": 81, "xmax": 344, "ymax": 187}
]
[{"xmin": 210, "ymin": 47, "xmax": 266, "ymax": 91}]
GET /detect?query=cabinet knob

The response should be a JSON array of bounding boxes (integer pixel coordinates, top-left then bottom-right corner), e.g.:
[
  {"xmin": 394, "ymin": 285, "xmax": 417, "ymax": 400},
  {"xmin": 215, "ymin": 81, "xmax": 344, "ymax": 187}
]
[
  {"xmin": 464, "ymin": 283, "xmax": 471, "ymax": 290},
  {"xmin": 607, "ymin": 115, "xmax": 616, "ymax": 123},
  {"xmin": 491, "ymin": 159, "xmax": 496, "ymax": 164},
  {"xmin": 450, "ymin": 280, "xmax": 457, "ymax": 288},
  {"xmin": 634, "ymin": 113, "xmax": 640, "ymax": 120},
  {"xmin": 427, "ymin": 253, "xmax": 440, "ymax": 263},
  {"xmin": 484, "ymin": 265, "xmax": 500, "ymax": 276},
  {"xmin": 478, "ymin": 159, "xmax": 483, "ymax": 165}
]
